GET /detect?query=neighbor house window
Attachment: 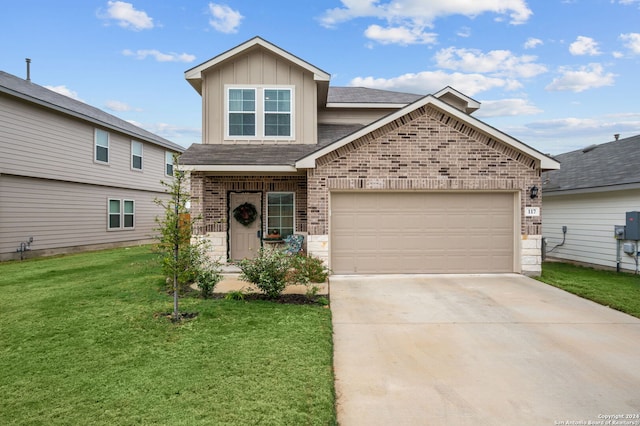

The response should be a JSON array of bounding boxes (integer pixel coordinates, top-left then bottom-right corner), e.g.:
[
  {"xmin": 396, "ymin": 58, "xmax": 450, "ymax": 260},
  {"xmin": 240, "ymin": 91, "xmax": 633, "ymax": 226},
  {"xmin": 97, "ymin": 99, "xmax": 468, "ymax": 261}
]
[
  {"xmin": 95, "ymin": 129, "xmax": 109, "ymax": 163},
  {"xmin": 165, "ymin": 152, "xmax": 174, "ymax": 176},
  {"xmin": 108, "ymin": 199, "xmax": 121, "ymax": 229},
  {"xmin": 131, "ymin": 141, "xmax": 143, "ymax": 170},
  {"xmin": 108, "ymin": 199, "xmax": 135, "ymax": 230},
  {"xmin": 267, "ymin": 192, "xmax": 294, "ymax": 238},
  {"xmin": 226, "ymin": 87, "xmax": 293, "ymax": 139}
]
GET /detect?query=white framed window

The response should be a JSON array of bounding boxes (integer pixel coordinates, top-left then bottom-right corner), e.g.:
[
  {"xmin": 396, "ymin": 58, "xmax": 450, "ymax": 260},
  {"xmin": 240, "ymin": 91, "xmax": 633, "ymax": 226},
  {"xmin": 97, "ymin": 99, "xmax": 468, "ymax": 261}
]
[
  {"xmin": 165, "ymin": 152, "xmax": 174, "ymax": 176},
  {"xmin": 108, "ymin": 199, "xmax": 135, "ymax": 230},
  {"xmin": 95, "ymin": 129, "xmax": 109, "ymax": 163},
  {"xmin": 226, "ymin": 86, "xmax": 293, "ymax": 140},
  {"xmin": 267, "ymin": 192, "xmax": 295, "ymax": 238},
  {"xmin": 131, "ymin": 141, "xmax": 143, "ymax": 171}
]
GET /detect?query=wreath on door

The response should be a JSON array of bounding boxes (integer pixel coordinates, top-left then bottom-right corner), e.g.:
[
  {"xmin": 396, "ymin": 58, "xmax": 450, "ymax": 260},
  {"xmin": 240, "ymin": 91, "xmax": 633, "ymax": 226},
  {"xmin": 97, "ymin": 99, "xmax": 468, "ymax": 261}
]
[{"xmin": 233, "ymin": 202, "xmax": 258, "ymax": 227}]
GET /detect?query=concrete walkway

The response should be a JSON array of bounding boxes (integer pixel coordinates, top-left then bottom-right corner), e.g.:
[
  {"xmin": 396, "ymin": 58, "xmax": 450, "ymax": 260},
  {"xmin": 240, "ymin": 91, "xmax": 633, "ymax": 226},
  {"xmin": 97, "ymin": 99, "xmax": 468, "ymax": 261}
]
[{"xmin": 330, "ymin": 274, "xmax": 640, "ymax": 425}]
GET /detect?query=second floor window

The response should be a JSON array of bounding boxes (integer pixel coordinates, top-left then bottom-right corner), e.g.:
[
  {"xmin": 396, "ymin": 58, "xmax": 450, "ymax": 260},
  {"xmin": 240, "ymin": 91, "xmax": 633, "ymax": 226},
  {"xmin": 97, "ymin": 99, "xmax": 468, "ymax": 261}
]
[
  {"xmin": 165, "ymin": 152, "xmax": 174, "ymax": 176},
  {"xmin": 226, "ymin": 87, "xmax": 293, "ymax": 139},
  {"xmin": 95, "ymin": 129, "xmax": 109, "ymax": 163},
  {"xmin": 131, "ymin": 141, "xmax": 143, "ymax": 170}
]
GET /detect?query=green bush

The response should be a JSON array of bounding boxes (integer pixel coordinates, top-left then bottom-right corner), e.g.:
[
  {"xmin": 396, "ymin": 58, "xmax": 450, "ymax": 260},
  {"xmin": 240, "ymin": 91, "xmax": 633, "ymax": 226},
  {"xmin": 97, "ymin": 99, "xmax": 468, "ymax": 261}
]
[
  {"xmin": 238, "ymin": 249, "xmax": 291, "ymax": 298},
  {"xmin": 289, "ymin": 254, "xmax": 331, "ymax": 285},
  {"xmin": 193, "ymin": 250, "xmax": 222, "ymax": 299}
]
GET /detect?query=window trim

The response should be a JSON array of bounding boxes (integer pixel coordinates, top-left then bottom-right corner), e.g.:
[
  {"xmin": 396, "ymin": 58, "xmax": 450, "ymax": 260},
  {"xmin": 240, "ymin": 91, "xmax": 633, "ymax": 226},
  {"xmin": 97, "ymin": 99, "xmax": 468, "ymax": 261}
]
[
  {"xmin": 131, "ymin": 140, "xmax": 143, "ymax": 171},
  {"xmin": 108, "ymin": 198, "xmax": 135, "ymax": 231},
  {"xmin": 225, "ymin": 85, "xmax": 294, "ymax": 141},
  {"xmin": 266, "ymin": 192, "xmax": 295, "ymax": 239},
  {"xmin": 94, "ymin": 128, "xmax": 110, "ymax": 164}
]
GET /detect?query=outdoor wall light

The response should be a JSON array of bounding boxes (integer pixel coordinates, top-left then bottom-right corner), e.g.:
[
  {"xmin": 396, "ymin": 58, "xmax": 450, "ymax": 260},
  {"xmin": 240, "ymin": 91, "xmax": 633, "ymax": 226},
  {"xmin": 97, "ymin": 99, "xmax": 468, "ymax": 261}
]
[{"xmin": 529, "ymin": 185, "xmax": 539, "ymax": 199}]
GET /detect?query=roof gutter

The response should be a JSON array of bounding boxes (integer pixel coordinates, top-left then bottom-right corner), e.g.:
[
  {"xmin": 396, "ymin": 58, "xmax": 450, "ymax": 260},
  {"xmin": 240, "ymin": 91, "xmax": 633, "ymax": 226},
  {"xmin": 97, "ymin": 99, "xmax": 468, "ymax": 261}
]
[{"xmin": 179, "ymin": 164, "xmax": 298, "ymax": 173}]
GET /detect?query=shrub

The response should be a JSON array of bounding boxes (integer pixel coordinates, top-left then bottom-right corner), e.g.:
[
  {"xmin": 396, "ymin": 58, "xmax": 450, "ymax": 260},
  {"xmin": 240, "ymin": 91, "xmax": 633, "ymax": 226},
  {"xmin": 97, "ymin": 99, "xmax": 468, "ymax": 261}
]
[
  {"xmin": 193, "ymin": 249, "xmax": 222, "ymax": 299},
  {"xmin": 289, "ymin": 254, "xmax": 331, "ymax": 286},
  {"xmin": 238, "ymin": 248, "xmax": 291, "ymax": 299}
]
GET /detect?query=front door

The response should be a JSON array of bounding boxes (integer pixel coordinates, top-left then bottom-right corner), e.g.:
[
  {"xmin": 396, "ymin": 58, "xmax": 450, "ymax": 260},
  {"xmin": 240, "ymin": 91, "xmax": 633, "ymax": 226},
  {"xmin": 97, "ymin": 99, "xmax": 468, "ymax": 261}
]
[{"xmin": 229, "ymin": 192, "xmax": 262, "ymax": 261}]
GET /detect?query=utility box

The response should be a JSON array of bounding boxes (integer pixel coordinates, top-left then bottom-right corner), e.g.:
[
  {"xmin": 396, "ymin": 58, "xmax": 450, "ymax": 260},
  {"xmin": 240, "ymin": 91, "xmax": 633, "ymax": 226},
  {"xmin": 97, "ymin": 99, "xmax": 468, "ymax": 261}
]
[
  {"xmin": 615, "ymin": 225, "xmax": 626, "ymax": 239},
  {"xmin": 626, "ymin": 211, "xmax": 640, "ymax": 240}
]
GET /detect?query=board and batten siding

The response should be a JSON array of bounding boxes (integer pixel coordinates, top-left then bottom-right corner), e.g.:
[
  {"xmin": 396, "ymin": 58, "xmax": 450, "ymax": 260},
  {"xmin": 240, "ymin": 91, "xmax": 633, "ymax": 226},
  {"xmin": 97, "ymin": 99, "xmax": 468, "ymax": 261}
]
[
  {"xmin": 542, "ymin": 189, "xmax": 640, "ymax": 271},
  {"xmin": 0, "ymin": 95, "xmax": 173, "ymax": 192},
  {"xmin": 0, "ymin": 175, "xmax": 164, "ymax": 260},
  {"xmin": 201, "ymin": 48, "xmax": 317, "ymax": 145}
]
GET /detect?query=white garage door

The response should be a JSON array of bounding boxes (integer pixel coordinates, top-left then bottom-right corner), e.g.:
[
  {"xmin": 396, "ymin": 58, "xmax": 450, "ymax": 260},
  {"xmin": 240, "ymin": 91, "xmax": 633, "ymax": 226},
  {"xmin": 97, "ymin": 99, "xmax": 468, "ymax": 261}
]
[{"xmin": 330, "ymin": 192, "xmax": 516, "ymax": 274}]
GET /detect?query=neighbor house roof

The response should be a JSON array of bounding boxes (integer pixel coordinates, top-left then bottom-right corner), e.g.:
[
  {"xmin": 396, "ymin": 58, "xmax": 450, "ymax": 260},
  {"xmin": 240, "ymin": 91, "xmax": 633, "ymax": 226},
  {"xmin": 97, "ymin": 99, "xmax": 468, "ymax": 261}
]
[
  {"xmin": 0, "ymin": 70, "xmax": 184, "ymax": 153},
  {"xmin": 543, "ymin": 134, "xmax": 640, "ymax": 194}
]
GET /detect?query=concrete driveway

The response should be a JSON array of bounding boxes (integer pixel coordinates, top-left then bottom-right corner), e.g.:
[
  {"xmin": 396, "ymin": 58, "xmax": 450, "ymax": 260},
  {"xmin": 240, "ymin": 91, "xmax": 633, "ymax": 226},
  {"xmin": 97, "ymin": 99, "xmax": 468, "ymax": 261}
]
[{"xmin": 330, "ymin": 274, "xmax": 640, "ymax": 425}]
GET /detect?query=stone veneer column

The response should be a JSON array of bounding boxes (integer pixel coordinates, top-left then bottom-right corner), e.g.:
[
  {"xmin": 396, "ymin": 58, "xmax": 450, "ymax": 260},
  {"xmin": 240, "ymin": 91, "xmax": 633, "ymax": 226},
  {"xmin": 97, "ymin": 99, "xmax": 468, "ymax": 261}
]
[{"xmin": 521, "ymin": 235, "xmax": 542, "ymax": 276}]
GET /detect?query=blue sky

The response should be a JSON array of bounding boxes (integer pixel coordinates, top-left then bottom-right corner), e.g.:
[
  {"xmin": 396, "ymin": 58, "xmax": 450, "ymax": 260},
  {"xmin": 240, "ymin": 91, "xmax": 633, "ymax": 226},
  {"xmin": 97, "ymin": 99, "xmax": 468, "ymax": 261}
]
[{"xmin": 1, "ymin": 0, "xmax": 639, "ymax": 155}]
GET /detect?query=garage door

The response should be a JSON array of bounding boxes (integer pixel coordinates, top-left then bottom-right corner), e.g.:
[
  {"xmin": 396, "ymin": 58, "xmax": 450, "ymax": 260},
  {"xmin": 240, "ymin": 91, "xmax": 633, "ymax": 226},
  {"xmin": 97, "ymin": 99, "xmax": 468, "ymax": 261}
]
[{"xmin": 330, "ymin": 192, "xmax": 516, "ymax": 274}]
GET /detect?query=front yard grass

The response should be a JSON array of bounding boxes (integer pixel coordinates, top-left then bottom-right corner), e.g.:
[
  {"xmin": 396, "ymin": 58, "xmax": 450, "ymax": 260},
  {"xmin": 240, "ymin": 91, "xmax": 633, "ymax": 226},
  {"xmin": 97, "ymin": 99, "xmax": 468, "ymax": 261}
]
[
  {"xmin": 538, "ymin": 261, "xmax": 640, "ymax": 319},
  {"xmin": 0, "ymin": 246, "xmax": 336, "ymax": 425}
]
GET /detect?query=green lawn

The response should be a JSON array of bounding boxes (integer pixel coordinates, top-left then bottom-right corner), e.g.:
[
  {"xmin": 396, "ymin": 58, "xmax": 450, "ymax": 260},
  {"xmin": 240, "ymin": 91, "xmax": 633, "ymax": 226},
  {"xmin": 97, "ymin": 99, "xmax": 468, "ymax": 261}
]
[
  {"xmin": 537, "ymin": 261, "xmax": 640, "ymax": 318},
  {"xmin": 0, "ymin": 246, "xmax": 336, "ymax": 425}
]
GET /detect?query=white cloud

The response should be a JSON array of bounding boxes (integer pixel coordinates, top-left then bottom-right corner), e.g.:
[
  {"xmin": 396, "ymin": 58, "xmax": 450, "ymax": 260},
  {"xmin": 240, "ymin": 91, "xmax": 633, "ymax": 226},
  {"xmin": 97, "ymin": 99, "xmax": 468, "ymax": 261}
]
[
  {"xmin": 434, "ymin": 47, "xmax": 547, "ymax": 78},
  {"xmin": 364, "ymin": 24, "xmax": 437, "ymax": 45},
  {"xmin": 208, "ymin": 3, "xmax": 243, "ymax": 33},
  {"xmin": 524, "ymin": 37, "xmax": 543, "ymax": 49},
  {"xmin": 474, "ymin": 98, "xmax": 542, "ymax": 118},
  {"xmin": 122, "ymin": 49, "xmax": 196, "ymax": 63},
  {"xmin": 103, "ymin": 1, "xmax": 153, "ymax": 31},
  {"xmin": 546, "ymin": 63, "xmax": 615, "ymax": 92},
  {"xmin": 320, "ymin": 0, "xmax": 532, "ymax": 29},
  {"xmin": 457, "ymin": 26, "xmax": 471, "ymax": 38},
  {"xmin": 320, "ymin": 0, "xmax": 531, "ymax": 45},
  {"xmin": 350, "ymin": 70, "xmax": 521, "ymax": 96},
  {"xmin": 45, "ymin": 85, "xmax": 83, "ymax": 102},
  {"xmin": 105, "ymin": 100, "xmax": 142, "ymax": 112},
  {"xmin": 620, "ymin": 33, "xmax": 640, "ymax": 54},
  {"xmin": 569, "ymin": 36, "xmax": 601, "ymax": 56},
  {"xmin": 617, "ymin": 0, "xmax": 640, "ymax": 5}
]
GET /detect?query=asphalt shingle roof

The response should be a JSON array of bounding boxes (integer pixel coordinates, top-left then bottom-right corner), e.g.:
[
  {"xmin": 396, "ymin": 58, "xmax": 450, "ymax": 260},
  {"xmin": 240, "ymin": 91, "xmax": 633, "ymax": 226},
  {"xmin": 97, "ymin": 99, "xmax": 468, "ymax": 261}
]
[
  {"xmin": 542, "ymin": 134, "xmax": 640, "ymax": 192},
  {"xmin": 0, "ymin": 70, "xmax": 184, "ymax": 152},
  {"xmin": 179, "ymin": 123, "xmax": 364, "ymax": 166},
  {"xmin": 327, "ymin": 87, "xmax": 422, "ymax": 104}
]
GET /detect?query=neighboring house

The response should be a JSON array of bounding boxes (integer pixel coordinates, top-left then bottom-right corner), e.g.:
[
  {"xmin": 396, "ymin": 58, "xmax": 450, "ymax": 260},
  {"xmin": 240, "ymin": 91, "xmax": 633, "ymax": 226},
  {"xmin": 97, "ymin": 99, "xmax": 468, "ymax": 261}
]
[
  {"xmin": 180, "ymin": 37, "xmax": 559, "ymax": 276},
  {"xmin": 0, "ymin": 70, "xmax": 185, "ymax": 261},
  {"xmin": 542, "ymin": 134, "xmax": 640, "ymax": 272}
]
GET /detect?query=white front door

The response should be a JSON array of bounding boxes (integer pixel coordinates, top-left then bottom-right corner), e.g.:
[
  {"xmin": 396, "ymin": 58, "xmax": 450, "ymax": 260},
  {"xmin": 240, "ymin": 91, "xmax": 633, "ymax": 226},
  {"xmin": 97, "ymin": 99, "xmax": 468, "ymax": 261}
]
[{"xmin": 229, "ymin": 192, "xmax": 262, "ymax": 261}]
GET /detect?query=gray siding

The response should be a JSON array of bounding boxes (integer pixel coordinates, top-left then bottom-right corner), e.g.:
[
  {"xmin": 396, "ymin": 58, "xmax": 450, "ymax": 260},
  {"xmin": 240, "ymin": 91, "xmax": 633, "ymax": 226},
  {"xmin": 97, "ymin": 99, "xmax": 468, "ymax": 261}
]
[
  {"xmin": 542, "ymin": 189, "xmax": 640, "ymax": 271},
  {"xmin": 0, "ymin": 92, "xmax": 179, "ymax": 260},
  {"xmin": 0, "ymin": 175, "xmax": 165, "ymax": 260},
  {"xmin": 318, "ymin": 107, "xmax": 398, "ymax": 126},
  {"xmin": 0, "ymin": 94, "xmax": 172, "ymax": 192}
]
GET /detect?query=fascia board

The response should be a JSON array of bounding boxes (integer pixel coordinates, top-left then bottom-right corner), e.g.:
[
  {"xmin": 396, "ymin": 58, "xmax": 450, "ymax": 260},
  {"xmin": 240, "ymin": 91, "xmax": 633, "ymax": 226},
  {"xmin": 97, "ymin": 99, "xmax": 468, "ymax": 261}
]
[
  {"xmin": 544, "ymin": 182, "xmax": 640, "ymax": 196},
  {"xmin": 178, "ymin": 164, "xmax": 298, "ymax": 173},
  {"xmin": 184, "ymin": 37, "xmax": 330, "ymax": 84}
]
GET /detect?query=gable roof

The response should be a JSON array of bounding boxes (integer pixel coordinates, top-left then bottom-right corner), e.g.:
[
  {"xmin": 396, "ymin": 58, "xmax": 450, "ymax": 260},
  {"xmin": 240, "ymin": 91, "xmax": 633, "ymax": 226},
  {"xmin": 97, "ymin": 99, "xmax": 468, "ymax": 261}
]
[
  {"xmin": 543, "ymin": 134, "xmax": 640, "ymax": 194},
  {"xmin": 0, "ymin": 70, "xmax": 184, "ymax": 152},
  {"xmin": 185, "ymin": 36, "xmax": 331, "ymax": 95},
  {"xmin": 296, "ymin": 93, "xmax": 559, "ymax": 171}
]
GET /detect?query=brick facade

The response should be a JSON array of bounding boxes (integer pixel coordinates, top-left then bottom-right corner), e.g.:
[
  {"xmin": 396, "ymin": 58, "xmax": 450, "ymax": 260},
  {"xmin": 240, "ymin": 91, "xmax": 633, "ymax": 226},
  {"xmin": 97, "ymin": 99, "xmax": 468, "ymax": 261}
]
[
  {"xmin": 307, "ymin": 105, "xmax": 542, "ymax": 236},
  {"xmin": 191, "ymin": 104, "xmax": 544, "ymax": 274}
]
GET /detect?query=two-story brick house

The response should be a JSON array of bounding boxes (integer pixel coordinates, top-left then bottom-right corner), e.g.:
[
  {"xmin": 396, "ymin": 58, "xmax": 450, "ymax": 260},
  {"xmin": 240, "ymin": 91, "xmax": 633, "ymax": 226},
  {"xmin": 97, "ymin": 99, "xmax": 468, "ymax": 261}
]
[
  {"xmin": 0, "ymin": 70, "xmax": 184, "ymax": 260},
  {"xmin": 180, "ymin": 37, "xmax": 559, "ymax": 276}
]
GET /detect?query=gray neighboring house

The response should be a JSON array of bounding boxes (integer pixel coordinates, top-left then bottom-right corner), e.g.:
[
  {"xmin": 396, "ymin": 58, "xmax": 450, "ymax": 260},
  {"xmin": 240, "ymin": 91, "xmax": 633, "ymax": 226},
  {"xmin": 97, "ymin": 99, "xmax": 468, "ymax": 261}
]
[
  {"xmin": 180, "ymin": 37, "xmax": 559, "ymax": 276},
  {"xmin": 542, "ymin": 134, "xmax": 640, "ymax": 271},
  {"xmin": 0, "ymin": 70, "xmax": 185, "ymax": 261}
]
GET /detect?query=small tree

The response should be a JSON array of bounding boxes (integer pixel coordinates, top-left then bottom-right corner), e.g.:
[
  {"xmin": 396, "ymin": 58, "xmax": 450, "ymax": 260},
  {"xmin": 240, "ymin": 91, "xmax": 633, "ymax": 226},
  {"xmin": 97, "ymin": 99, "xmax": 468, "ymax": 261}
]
[{"xmin": 154, "ymin": 156, "xmax": 194, "ymax": 321}]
